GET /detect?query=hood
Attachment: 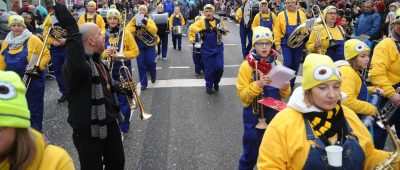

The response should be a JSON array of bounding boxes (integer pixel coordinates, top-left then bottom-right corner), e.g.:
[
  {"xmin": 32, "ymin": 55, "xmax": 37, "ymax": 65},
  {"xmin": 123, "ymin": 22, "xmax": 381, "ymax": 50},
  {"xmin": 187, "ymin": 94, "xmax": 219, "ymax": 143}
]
[
  {"xmin": 334, "ymin": 60, "xmax": 349, "ymax": 67},
  {"xmin": 390, "ymin": 2, "xmax": 399, "ymax": 8},
  {"xmin": 287, "ymin": 87, "xmax": 347, "ymax": 113}
]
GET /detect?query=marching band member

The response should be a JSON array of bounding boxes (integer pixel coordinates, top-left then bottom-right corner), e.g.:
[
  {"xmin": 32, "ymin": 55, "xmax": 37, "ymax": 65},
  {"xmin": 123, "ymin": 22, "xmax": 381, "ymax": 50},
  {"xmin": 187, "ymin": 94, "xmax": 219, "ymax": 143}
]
[
  {"xmin": 169, "ymin": 6, "xmax": 185, "ymax": 51},
  {"xmin": 0, "ymin": 71, "xmax": 74, "ymax": 170},
  {"xmin": 273, "ymin": 0, "xmax": 306, "ymax": 88},
  {"xmin": 156, "ymin": 4, "xmax": 169, "ymax": 60},
  {"xmin": 336, "ymin": 39, "xmax": 382, "ymax": 117},
  {"xmin": 188, "ymin": 16, "xmax": 204, "ymax": 76},
  {"xmin": 368, "ymin": 9, "xmax": 400, "ymax": 150},
  {"xmin": 0, "ymin": 15, "xmax": 50, "ymax": 132},
  {"xmin": 236, "ymin": 0, "xmax": 253, "ymax": 59},
  {"xmin": 257, "ymin": 54, "xmax": 400, "ymax": 169},
  {"xmin": 77, "ymin": 1, "xmax": 106, "ymax": 34},
  {"xmin": 103, "ymin": 8, "xmax": 139, "ymax": 140},
  {"xmin": 127, "ymin": 5, "xmax": 159, "ymax": 90},
  {"xmin": 306, "ymin": 6, "xmax": 346, "ymax": 61},
  {"xmin": 43, "ymin": 12, "xmax": 68, "ymax": 103},
  {"xmin": 236, "ymin": 26, "xmax": 291, "ymax": 170},
  {"xmin": 189, "ymin": 4, "xmax": 226, "ymax": 94},
  {"xmin": 251, "ymin": 0, "xmax": 276, "ymax": 31}
]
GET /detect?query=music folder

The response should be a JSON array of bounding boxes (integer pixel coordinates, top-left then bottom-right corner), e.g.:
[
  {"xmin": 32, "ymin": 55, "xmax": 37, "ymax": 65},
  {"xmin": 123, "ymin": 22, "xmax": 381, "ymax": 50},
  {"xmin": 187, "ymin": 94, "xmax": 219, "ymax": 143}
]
[{"xmin": 258, "ymin": 97, "xmax": 287, "ymax": 111}]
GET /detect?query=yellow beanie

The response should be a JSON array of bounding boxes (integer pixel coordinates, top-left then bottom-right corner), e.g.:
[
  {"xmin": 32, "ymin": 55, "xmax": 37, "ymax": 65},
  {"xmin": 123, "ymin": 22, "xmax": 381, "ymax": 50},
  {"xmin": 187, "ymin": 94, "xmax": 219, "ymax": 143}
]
[
  {"xmin": 302, "ymin": 54, "xmax": 342, "ymax": 90},
  {"xmin": 395, "ymin": 8, "xmax": 400, "ymax": 23},
  {"xmin": 139, "ymin": 5, "xmax": 148, "ymax": 13},
  {"xmin": 203, "ymin": 4, "xmax": 215, "ymax": 12},
  {"xmin": 88, "ymin": 1, "xmax": 96, "ymax": 8},
  {"xmin": 106, "ymin": 8, "xmax": 122, "ymax": 21},
  {"xmin": 259, "ymin": 0, "xmax": 268, "ymax": 7},
  {"xmin": 252, "ymin": 26, "xmax": 273, "ymax": 46},
  {"xmin": 0, "ymin": 71, "xmax": 30, "ymax": 128},
  {"xmin": 323, "ymin": 5, "xmax": 337, "ymax": 20},
  {"xmin": 8, "ymin": 15, "xmax": 26, "ymax": 28},
  {"xmin": 110, "ymin": 4, "xmax": 116, "ymax": 9},
  {"xmin": 344, "ymin": 39, "xmax": 370, "ymax": 60}
]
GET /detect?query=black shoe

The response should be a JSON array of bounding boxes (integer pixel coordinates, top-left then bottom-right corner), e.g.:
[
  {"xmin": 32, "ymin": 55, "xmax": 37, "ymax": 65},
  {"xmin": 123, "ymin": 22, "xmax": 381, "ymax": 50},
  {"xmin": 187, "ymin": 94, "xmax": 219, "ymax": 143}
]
[
  {"xmin": 173, "ymin": 46, "xmax": 176, "ymax": 50},
  {"xmin": 214, "ymin": 84, "xmax": 219, "ymax": 91},
  {"xmin": 178, "ymin": 48, "xmax": 181, "ymax": 51},
  {"xmin": 151, "ymin": 78, "xmax": 156, "ymax": 83},
  {"xmin": 57, "ymin": 95, "xmax": 67, "ymax": 103},
  {"xmin": 195, "ymin": 72, "xmax": 200, "ymax": 76},
  {"xmin": 206, "ymin": 89, "xmax": 213, "ymax": 94},
  {"xmin": 141, "ymin": 86, "xmax": 147, "ymax": 90}
]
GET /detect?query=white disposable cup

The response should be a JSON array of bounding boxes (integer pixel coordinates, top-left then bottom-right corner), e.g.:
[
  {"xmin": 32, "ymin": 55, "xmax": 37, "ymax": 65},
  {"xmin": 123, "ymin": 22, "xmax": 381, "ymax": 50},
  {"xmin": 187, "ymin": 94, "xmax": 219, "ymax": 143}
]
[{"xmin": 325, "ymin": 145, "xmax": 343, "ymax": 167}]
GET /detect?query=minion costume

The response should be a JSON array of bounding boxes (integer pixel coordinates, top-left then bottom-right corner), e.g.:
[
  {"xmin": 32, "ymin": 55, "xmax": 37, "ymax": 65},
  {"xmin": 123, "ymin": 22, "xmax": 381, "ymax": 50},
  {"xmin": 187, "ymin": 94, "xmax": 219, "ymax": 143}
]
[
  {"xmin": 188, "ymin": 16, "xmax": 204, "ymax": 75},
  {"xmin": 0, "ymin": 15, "xmax": 50, "ymax": 131},
  {"xmin": 258, "ymin": 54, "xmax": 399, "ymax": 169},
  {"xmin": 126, "ymin": 5, "xmax": 159, "ymax": 90},
  {"xmin": 236, "ymin": 3, "xmax": 253, "ymax": 59},
  {"xmin": 368, "ymin": 8, "xmax": 400, "ymax": 149},
  {"xmin": 78, "ymin": 1, "xmax": 106, "ymax": 34},
  {"xmin": 0, "ymin": 71, "xmax": 75, "ymax": 170},
  {"xmin": 336, "ymin": 39, "xmax": 377, "ymax": 116},
  {"xmin": 306, "ymin": 6, "xmax": 345, "ymax": 61},
  {"xmin": 169, "ymin": 10, "xmax": 185, "ymax": 50},
  {"xmin": 251, "ymin": 0, "xmax": 276, "ymax": 31},
  {"xmin": 236, "ymin": 27, "xmax": 291, "ymax": 169},
  {"xmin": 103, "ymin": 9, "xmax": 140, "ymax": 135},
  {"xmin": 273, "ymin": 0, "xmax": 306, "ymax": 88},
  {"xmin": 43, "ymin": 14, "xmax": 67, "ymax": 101},
  {"xmin": 189, "ymin": 4, "xmax": 225, "ymax": 94}
]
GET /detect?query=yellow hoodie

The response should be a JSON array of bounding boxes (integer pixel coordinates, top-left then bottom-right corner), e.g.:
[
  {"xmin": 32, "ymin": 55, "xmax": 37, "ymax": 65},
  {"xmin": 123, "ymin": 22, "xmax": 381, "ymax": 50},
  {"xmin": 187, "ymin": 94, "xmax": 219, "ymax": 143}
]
[
  {"xmin": 0, "ymin": 129, "xmax": 74, "ymax": 170},
  {"xmin": 369, "ymin": 38, "xmax": 400, "ymax": 98},
  {"xmin": 257, "ymin": 87, "xmax": 398, "ymax": 170},
  {"xmin": 273, "ymin": 9, "xmax": 307, "ymax": 46}
]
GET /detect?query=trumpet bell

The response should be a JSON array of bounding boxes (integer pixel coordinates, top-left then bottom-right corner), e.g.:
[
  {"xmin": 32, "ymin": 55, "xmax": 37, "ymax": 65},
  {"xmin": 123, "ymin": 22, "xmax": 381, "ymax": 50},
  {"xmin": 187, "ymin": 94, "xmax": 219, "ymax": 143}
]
[
  {"xmin": 255, "ymin": 118, "xmax": 268, "ymax": 129},
  {"xmin": 140, "ymin": 111, "xmax": 152, "ymax": 120}
]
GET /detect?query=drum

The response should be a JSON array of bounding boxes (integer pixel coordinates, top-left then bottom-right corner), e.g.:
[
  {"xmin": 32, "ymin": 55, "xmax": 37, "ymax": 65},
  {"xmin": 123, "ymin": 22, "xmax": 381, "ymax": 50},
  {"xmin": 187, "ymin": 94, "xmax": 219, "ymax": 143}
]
[
  {"xmin": 243, "ymin": 0, "xmax": 259, "ymax": 27},
  {"xmin": 194, "ymin": 42, "xmax": 201, "ymax": 53},
  {"xmin": 173, "ymin": 26, "xmax": 183, "ymax": 35},
  {"xmin": 151, "ymin": 13, "xmax": 169, "ymax": 25}
]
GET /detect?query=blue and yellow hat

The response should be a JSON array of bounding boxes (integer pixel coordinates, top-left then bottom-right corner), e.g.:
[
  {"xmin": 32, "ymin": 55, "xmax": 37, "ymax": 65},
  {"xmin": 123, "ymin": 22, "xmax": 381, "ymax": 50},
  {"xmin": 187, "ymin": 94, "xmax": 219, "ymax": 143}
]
[
  {"xmin": 88, "ymin": 1, "xmax": 96, "ymax": 8},
  {"xmin": 0, "ymin": 71, "xmax": 30, "ymax": 128},
  {"xmin": 8, "ymin": 15, "xmax": 26, "ymax": 28},
  {"xmin": 106, "ymin": 8, "xmax": 122, "ymax": 21},
  {"xmin": 302, "ymin": 54, "xmax": 342, "ymax": 90},
  {"xmin": 252, "ymin": 26, "xmax": 274, "ymax": 46}
]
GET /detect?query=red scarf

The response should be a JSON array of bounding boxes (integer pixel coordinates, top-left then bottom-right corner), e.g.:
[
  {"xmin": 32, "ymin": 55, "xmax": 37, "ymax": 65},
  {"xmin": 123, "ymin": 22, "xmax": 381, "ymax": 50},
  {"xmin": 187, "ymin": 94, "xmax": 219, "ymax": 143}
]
[{"xmin": 246, "ymin": 49, "xmax": 278, "ymax": 74}]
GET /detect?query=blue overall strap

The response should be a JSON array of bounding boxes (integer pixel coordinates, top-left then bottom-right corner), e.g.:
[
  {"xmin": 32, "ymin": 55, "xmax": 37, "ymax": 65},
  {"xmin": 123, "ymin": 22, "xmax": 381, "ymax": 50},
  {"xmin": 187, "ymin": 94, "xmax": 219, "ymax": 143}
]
[
  {"xmin": 302, "ymin": 116, "xmax": 326, "ymax": 148},
  {"xmin": 284, "ymin": 10, "xmax": 300, "ymax": 26},
  {"xmin": 396, "ymin": 41, "xmax": 400, "ymax": 52},
  {"xmin": 337, "ymin": 26, "xmax": 345, "ymax": 39},
  {"xmin": 204, "ymin": 18, "xmax": 220, "ymax": 30}
]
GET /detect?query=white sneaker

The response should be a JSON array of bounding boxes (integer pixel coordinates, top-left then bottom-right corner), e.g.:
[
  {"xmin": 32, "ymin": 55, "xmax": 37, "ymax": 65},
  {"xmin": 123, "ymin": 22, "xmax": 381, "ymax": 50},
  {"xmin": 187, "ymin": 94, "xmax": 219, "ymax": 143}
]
[
  {"xmin": 182, "ymin": 34, "xmax": 187, "ymax": 37},
  {"xmin": 162, "ymin": 58, "xmax": 167, "ymax": 60}
]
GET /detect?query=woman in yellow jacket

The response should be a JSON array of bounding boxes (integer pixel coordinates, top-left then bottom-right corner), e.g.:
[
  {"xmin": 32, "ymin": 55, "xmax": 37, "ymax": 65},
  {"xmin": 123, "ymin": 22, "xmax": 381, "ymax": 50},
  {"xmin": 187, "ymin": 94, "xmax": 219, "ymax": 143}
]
[
  {"xmin": 169, "ymin": 6, "xmax": 185, "ymax": 50},
  {"xmin": 306, "ymin": 6, "xmax": 345, "ymax": 61},
  {"xmin": 102, "ymin": 8, "xmax": 139, "ymax": 139},
  {"xmin": 257, "ymin": 53, "xmax": 399, "ymax": 169},
  {"xmin": 77, "ymin": 1, "xmax": 106, "ymax": 34},
  {"xmin": 0, "ymin": 15, "xmax": 50, "ymax": 132},
  {"xmin": 237, "ymin": 26, "xmax": 291, "ymax": 169},
  {"xmin": 251, "ymin": 0, "xmax": 276, "ymax": 32},
  {"xmin": 0, "ymin": 71, "xmax": 74, "ymax": 170}
]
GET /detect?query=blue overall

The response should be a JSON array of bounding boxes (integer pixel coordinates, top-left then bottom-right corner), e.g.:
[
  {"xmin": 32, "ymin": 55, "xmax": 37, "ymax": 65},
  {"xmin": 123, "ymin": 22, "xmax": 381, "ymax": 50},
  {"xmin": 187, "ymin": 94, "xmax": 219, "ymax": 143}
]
[
  {"xmin": 240, "ymin": 7, "xmax": 253, "ymax": 59},
  {"xmin": 104, "ymin": 36, "xmax": 132, "ymax": 133},
  {"xmin": 50, "ymin": 45, "xmax": 66, "ymax": 96},
  {"xmin": 238, "ymin": 69, "xmax": 281, "ymax": 170},
  {"xmin": 325, "ymin": 26, "xmax": 345, "ymax": 62},
  {"xmin": 302, "ymin": 116, "xmax": 365, "ymax": 169},
  {"xmin": 192, "ymin": 33, "xmax": 203, "ymax": 74},
  {"xmin": 201, "ymin": 19, "xmax": 224, "ymax": 91},
  {"xmin": 2, "ymin": 39, "xmax": 45, "ymax": 131},
  {"xmin": 356, "ymin": 76, "xmax": 369, "ymax": 120},
  {"xmin": 282, "ymin": 10, "xmax": 303, "ymax": 89},
  {"xmin": 259, "ymin": 12, "xmax": 273, "ymax": 31},
  {"xmin": 172, "ymin": 15, "xmax": 183, "ymax": 50},
  {"xmin": 373, "ymin": 83, "xmax": 400, "ymax": 149},
  {"xmin": 135, "ymin": 33, "xmax": 157, "ymax": 88}
]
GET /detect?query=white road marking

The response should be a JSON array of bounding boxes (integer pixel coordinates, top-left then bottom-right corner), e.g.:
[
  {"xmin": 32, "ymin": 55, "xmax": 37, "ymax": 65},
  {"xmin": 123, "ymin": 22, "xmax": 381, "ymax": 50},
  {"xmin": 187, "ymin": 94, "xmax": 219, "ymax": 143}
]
[
  {"xmin": 224, "ymin": 64, "xmax": 239, "ymax": 68},
  {"xmin": 156, "ymin": 67, "xmax": 162, "ymax": 70},
  {"xmin": 169, "ymin": 66, "xmax": 190, "ymax": 69}
]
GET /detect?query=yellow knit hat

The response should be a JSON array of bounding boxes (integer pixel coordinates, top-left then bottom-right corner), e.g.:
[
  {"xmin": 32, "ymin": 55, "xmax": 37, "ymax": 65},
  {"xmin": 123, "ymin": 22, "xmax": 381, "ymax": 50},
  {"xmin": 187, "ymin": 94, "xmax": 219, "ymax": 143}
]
[
  {"xmin": 302, "ymin": 54, "xmax": 342, "ymax": 90},
  {"xmin": 139, "ymin": 5, "xmax": 148, "ymax": 13},
  {"xmin": 0, "ymin": 71, "xmax": 30, "ymax": 128},
  {"xmin": 8, "ymin": 15, "xmax": 26, "ymax": 28},
  {"xmin": 323, "ymin": 5, "xmax": 337, "ymax": 20},
  {"xmin": 344, "ymin": 39, "xmax": 370, "ymax": 60},
  {"xmin": 88, "ymin": 1, "xmax": 96, "ymax": 8},
  {"xmin": 252, "ymin": 26, "xmax": 273, "ymax": 46},
  {"xmin": 106, "ymin": 8, "xmax": 122, "ymax": 21},
  {"xmin": 259, "ymin": 0, "xmax": 268, "ymax": 7},
  {"xmin": 110, "ymin": 4, "xmax": 116, "ymax": 9},
  {"xmin": 203, "ymin": 4, "xmax": 215, "ymax": 12}
]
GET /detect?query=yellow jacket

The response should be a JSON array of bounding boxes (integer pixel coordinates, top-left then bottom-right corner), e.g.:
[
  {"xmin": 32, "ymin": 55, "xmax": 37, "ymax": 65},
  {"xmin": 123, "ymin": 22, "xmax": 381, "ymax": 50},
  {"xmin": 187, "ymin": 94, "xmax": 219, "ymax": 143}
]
[
  {"xmin": 0, "ymin": 34, "xmax": 50, "ymax": 71},
  {"xmin": 189, "ymin": 18, "xmax": 227, "ymax": 35},
  {"xmin": 102, "ymin": 28, "xmax": 140, "ymax": 59},
  {"xmin": 126, "ymin": 16, "xmax": 160, "ymax": 44},
  {"xmin": 257, "ymin": 87, "xmax": 398, "ymax": 170},
  {"xmin": 273, "ymin": 10, "xmax": 307, "ymax": 46},
  {"xmin": 235, "ymin": 8, "xmax": 242, "ymax": 22},
  {"xmin": 369, "ymin": 38, "xmax": 400, "ymax": 98},
  {"xmin": 169, "ymin": 13, "xmax": 185, "ymax": 30},
  {"xmin": 188, "ymin": 31, "xmax": 201, "ymax": 44},
  {"xmin": 251, "ymin": 12, "xmax": 277, "ymax": 30},
  {"xmin": 77, "ymin": 13, "xmax": 106, "ymax": 34},
  {"xmin": 337, "ymin": 61, "xmax": 376, "ymax": 115},
  {"xmin": 0, "ymin": 129, "xmax": 74, "ymax": 170},
  {"xmin": 306, "ymin": 24, "xmax": 345, "ymax": 54},
  {"xmin": 236, "ymin": 60, "xmax": 291, "ymax": 107}
]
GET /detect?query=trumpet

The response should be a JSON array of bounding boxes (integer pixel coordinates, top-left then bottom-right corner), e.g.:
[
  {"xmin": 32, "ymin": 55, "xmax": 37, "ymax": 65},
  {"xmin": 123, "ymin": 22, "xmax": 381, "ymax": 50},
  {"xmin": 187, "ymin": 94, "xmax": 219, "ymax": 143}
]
[
  {"xmin": 252, "ymin": 60, "xmax": 268, "ymax": 129},
  {"xmin": 376, "ymin": 87, "xmax": 400, "ymax": 129}
]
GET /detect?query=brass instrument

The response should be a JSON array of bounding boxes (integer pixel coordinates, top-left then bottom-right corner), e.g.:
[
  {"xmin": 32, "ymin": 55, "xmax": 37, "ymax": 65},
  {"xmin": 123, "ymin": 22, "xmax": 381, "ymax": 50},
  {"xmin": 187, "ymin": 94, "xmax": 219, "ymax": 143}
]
[
  {"xmin": 252, "ymin": 60, "xmax": 268, "ymax": 129},
  {"xmin": 117, "ymin": 11, "xmax": 151, "ymax": 120},
  {"xmin": 216, "ymin": 11, "xmax": 229, "ymax": 45},
  {"xmin": 376, "ymin": 87, "xmax": 400, "ymax": 129},
  {"xmin": 287, "ymin": 5, "xmax": 332, "ymax": 49},
  {"xmin": 133, "ymin": 16, "xmax": 158, "ymax": 46}
]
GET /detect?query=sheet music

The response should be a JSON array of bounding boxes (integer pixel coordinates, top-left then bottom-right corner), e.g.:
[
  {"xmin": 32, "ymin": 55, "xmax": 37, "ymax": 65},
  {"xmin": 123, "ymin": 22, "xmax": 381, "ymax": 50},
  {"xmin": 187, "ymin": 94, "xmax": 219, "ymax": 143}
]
[
  {"xmin": 267, "ymin": 65, "xmax": 296, "ymax": 89},
  {"xmin": 136, "ymin": 14, "xmax": 144, "ymax": 26}
]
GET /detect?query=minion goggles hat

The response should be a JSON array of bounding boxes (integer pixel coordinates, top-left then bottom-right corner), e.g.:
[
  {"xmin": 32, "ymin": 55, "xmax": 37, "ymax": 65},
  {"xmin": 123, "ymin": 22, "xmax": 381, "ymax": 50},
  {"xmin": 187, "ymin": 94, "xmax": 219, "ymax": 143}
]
[
  {"xmin": 106, "ymin": 8, "xmax": 122, "ymax": 21},
  {"xmin": 252, "ymin": 26, "xmax": 274, "ymax": 46},
  {"xmin": 344, "ymin": 39, "xmax": 370, "ymax": 60}
]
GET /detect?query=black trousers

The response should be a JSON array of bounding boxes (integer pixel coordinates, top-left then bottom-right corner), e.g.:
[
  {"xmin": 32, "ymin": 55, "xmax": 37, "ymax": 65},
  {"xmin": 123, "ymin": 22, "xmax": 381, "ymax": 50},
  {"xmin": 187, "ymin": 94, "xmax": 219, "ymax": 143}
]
[{"xmin": 72, "ymin": 120, "xmax": 125, "ymax": 170}]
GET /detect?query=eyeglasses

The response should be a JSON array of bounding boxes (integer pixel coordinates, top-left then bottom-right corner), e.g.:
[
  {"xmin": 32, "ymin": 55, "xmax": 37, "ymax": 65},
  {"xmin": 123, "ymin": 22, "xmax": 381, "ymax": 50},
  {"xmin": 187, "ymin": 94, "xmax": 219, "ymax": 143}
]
[
  {"xmin": 255, "ymin": 42, "xmax": 272, "ymax": 47},
  {"xmin": 327, "ymin": 12, "xmax": 337, "ymax": 16}
]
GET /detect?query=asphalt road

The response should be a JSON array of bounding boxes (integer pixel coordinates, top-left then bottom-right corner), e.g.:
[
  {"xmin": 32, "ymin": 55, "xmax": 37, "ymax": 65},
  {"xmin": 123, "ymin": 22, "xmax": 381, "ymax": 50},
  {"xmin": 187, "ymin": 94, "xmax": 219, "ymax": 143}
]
[{"xmin": 41, "ymin": 17, "xmax": 394, "ymax": 169}]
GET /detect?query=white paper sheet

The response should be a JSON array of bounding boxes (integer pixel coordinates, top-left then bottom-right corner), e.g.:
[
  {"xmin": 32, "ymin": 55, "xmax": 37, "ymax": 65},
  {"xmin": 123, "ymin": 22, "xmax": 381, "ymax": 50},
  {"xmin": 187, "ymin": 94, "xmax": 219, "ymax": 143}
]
[
  {"xmin": 136, "ymin": 14, "xmax": 144, "ymax": 26},
  {"xmin": 267, "ymin": 65, "xmax": 296, "ymax": 89}
]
